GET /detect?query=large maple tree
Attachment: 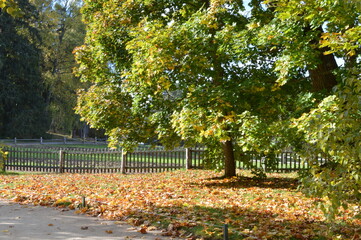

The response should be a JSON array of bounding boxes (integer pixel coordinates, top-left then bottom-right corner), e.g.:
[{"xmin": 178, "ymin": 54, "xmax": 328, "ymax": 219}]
[
  {"xmin": 75, "ymin": 0, "xmax": 293, "ymax": 177},
  {"xmin": 75, "ymin": 0, "xmax": 361, "ymax": 217}
]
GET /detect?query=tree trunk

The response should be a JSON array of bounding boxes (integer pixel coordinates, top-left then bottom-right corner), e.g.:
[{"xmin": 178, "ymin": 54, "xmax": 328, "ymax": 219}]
[
  {"xmin": 222, "ymin": 140, "xmax": 236, "ymax": 177},
  {"xmin": 307, "ymin": 26, "xmax": 338, "ymax": 92},
  {"xmin": 308, "ymin": 51, "xmax": 338, "ymax": 92},
  {"xmin": 208, "ymin": 25, "xmax": 237, "ymax": 178}
]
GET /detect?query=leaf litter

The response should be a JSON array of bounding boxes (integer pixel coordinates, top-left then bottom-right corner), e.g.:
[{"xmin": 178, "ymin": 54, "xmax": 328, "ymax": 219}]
[{"xmin": 0, "ymin": 170, "xmax": 360, "ymax": 239}]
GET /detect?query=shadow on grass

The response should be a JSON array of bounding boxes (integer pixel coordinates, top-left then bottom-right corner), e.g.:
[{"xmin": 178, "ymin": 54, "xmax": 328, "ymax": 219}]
[
  {"xmin": 0, "ymin": 171, "xmax": 20, "ymax": 175},
  {"xmin": 0, "ymin": 171, "xmax": 49, "ymax": 175},
  {"xmin": 194, "ymin": 176, "xmax": 299, "ymax": 190},
  {"xmin": 127, "ymin": 204, "xmax": 360, "ymax": 240}
]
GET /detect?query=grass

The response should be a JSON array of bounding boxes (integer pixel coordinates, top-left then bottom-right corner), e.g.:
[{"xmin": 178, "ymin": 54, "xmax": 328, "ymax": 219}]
[
  {"xmin": 0, "ymin": 170, "xmax": 360, "ymax": 239},
  {"xmin": 0, "ymin": 171, "xmax": 20, "ymax": 175},
  {"xmin": 47, "ymin": 144, "xmax": 109, "ymax": 148}
]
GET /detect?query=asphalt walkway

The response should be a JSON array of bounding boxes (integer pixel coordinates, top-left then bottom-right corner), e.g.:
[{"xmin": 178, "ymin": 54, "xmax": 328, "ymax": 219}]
[{"xmin": 0, "ymin": 200, "xmax": 178, "ymax": 240}]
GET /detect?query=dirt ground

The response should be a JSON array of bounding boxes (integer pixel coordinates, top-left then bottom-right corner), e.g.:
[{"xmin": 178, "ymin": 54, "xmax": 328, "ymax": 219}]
[{"xmin": 0, "ymin": 200, "xmax": 180, "ymax": 240}]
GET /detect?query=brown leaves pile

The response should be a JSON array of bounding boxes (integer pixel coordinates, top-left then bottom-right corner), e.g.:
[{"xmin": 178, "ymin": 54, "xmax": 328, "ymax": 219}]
[{"xmin": 0, "ymin": 170, "xmax": 360, "ymax": 239}]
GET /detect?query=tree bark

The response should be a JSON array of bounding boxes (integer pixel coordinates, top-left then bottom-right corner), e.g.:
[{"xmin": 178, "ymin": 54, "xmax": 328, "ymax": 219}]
[
  {"xmin": 222, "ymin": 140, "xmax": 236, "ymax": 177},
  {"xmin": 307, "ymin": 27, "xmax": 338, "ymax": 92},
  {"xmin": 208, "ymin": 23, "xmax": 237, "ymax": 178},
  {"xmin": 308, "ymin": 51, "xmax": 338, "ymax": 92}
]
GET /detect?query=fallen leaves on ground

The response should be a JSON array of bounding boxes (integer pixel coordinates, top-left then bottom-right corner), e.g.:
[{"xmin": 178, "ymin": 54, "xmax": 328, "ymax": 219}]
[{"xmin": 0, "ymin": 170, "xmax": 360, "ymax": 239}]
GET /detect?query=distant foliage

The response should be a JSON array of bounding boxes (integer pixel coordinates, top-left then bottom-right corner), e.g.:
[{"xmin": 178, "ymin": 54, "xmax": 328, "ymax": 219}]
[
  {"xmin": 0, "ymin": 0, "xmax": 49, "ymax": 138},
  {"xmin": 0, "ymin": 0, "xmax": 86, "ymax": 138},
  {"xmin": 34, "ymin": 0, "xmax": 86, "ymax": 135}
]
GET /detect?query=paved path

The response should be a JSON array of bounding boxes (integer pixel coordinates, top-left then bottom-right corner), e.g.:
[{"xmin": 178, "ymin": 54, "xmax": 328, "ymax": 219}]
[{"xmin": 0, "ymin": 200, "xmax": 178, "ymax": 240}]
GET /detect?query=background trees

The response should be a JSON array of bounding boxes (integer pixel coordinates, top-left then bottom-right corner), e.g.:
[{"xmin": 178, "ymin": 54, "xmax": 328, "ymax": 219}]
[
  {"xmin": 0, "ymin": 0, "xmax": 49, "ymax": 137},
  {"xmin": 0, "ymin": 0, "xmax": 86, "ymax": 138},
  {"xmin": 34, "ymin": 0, "xmax": 86, "ymax": 135}
]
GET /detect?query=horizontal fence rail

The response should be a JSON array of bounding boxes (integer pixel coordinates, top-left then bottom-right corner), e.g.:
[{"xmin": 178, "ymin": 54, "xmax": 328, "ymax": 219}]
[
  {"xmin": 0, "ymin": 137, "xmax": 108, "ymax": 145},
  {"xmin": 1, "ymin": 146, "xmax": 329, "ymax": 174},
  {"xmin": 235, "ymin": 152, "xmax": 329, "ymax": 173},
  {"xmin": 2, "ymin": 146, "xmax": 199, "ymax": 174}
]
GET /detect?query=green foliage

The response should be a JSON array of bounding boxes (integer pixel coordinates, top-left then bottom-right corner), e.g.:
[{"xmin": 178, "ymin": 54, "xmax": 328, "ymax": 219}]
[
  {"xmin": 75, "ymin": 0, "xmax": 297, "ymax": 176},
  {"xmin": 257, "ymin": 0, "xmax": 361, "ymax": 219},
  {"xmin": 0, "ymin": 0, "xmax": 50, "ymax": 137},
  {"xmin": 34, "ymin": 0, "xmax": 86, "ymax": 135},
  {"xmin": 76, "ymin": 0, "xmax": 361, "ymax": 219},
  {"xmin": 296, "ymin": 73, "xmax": 361, "ymax": 219},
  {"xmin": 0, "ymin": 0, "xmax": 23, "ymax": 17},
  {"xmin": 1, "ymin": 0, "xmax": 86, "ymax": 137}
]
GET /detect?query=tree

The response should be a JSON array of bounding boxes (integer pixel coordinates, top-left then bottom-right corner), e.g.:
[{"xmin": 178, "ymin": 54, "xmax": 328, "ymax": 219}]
[
  {"xmin": 0, "ymin": 0, "xmax": 49, "ymax": 137},
  {"xmin": 33, "ymin": 0, "xmax": 86, "ymax": 135},
  {"xmin": 0, "ymin": 0, "xmax": 94, "ymax": 139},
  {"xmin": 252, "ymin": 0, "xmax": 361, "ymax": 218},
  {"xmin": 76, "ymin": 0, "xmax": 361, "ymax": 206},
  {"xmin": 76, "ymin": 0, "xmax": 293, "ymax": 177}
]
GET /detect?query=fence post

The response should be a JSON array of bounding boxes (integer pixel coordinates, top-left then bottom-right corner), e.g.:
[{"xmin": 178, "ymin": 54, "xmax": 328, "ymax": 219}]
[
  {"xmin": 81, "ymin": 196, "xmax": 87, "ymax": 208},
  {"xmin": 185, "ymin": 148, "xmax": 192, "ymax": 169},
  {"xmin": 261, "ymin": 156, "xmax": 267, "ymax": 172},
  {"xmin": 223, "ymin": 224, "xmax": 229, "ymax": 240},
  {"xmin": 40, "ymin": 137, "xmax": 43, "ymax": 144},
  {"xmin": 14, "ymin": 137, "xmax": 17, "ymax": 145},
  {"xmin": 63, "ymin": 137, "xmax": 67, "ymax": 144},
  {"xmin": 121, "ymin": 149, "xmax": 126, "ymax": 174},
  {"xmin": 59, "ymin": 150, "xmax": 65, "ymax": 173}
]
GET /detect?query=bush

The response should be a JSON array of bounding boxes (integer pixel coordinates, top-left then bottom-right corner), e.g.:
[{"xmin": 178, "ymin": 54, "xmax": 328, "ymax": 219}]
[{"xmin": 0, "ymin": 145, "xmax": 8, "ymax": 172}]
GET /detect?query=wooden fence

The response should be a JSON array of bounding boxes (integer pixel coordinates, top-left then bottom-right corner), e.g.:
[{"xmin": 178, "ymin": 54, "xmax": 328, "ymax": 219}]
[
  {"xmin": 1, "ymin": 146, "xmax": 328, "ymax": 173},
  {"xmin": 2, "ymin": 146, "xmax": 203, "ymax": 173},
  {"xmin": 235, "ymin": 152, "xmax": 329, "ymax": 173}
]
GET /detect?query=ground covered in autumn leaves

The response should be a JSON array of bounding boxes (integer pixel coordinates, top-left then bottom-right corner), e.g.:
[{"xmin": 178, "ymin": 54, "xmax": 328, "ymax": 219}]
[{"xmin": 0, "ymin": 170, "xmax": 360, "ymax": 239}]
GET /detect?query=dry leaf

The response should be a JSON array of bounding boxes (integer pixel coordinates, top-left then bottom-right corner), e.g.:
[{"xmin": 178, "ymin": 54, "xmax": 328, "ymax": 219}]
[{"xmin": 139, "ymin": 227, "xmax": 147, "ymax": 234}]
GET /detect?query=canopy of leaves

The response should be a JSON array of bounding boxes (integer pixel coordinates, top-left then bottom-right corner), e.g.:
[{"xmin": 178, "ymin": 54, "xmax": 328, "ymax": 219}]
[
  {"xmin": 251, "ymin": 0, "xmax": 361, "ymax": 218},
  {"xmin": 0, "ymin": 0, "xmax": 22, "ymax": 16},
  {"xmin": 76, "ymin": 0, "xmax": 361, "ymax": 218},
  {"xmin": 75, "ymin": 0, "xmax": 302, "ymax": 157}
]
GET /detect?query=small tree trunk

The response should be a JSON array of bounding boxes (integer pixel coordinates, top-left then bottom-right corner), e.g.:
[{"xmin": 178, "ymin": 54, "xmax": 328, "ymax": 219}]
[{"xmin": 222, "ymin": 140, "xmax": 236, "ymax": 177}]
